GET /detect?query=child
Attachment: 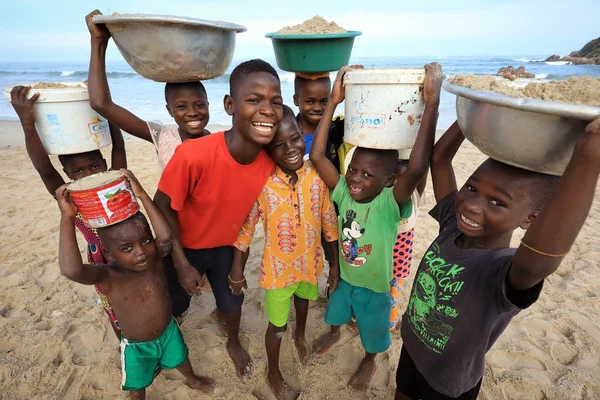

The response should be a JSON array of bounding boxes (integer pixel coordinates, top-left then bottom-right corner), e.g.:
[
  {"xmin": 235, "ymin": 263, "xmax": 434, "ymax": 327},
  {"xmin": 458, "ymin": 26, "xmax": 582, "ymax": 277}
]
[
  {"xmin": 86, "ymin": 10, "xmax": 210, "ymax": 174},
  {"xmin": 10, "ymin": 85, "xmax": 126, "ymax": 340},
  {"xmin": 310, "ymin": 63, "xmax": 442, "ymax": 390},
  {"xmin": 344, "ymin": 151, "xmax": 428, "ymax": 331},
  {"xmin": 230, "ymin": 105, "xmax": 339, "ymax": 399},
  {"xmin": 56, "ymin": 170, "xmax": 214, "ymax": 400},
  {"xmin": 293, "ymin": 72, "xmax": 349, "ymax": 171},
  {"xmin": 154, "ymin": 59, "xmax": 283, "ymax": 377},
  {"xmin": 395, "ymin": 118, "xmax": 600, "ymax": 399}
]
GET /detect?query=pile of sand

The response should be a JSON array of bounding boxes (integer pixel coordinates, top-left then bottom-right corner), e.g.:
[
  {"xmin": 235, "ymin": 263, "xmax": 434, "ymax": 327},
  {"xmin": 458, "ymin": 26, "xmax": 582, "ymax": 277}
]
[
  {"xmin": 29, "ymin": 82, "xmax": 85, "ymax": 89},
  {"xmin": 1, "ymin": 128, "xmax": 600, "ymax": 399},
  {"xmin": 276, "ymin": 16, "xmax": 347, "ymax": 35},
  {"xmin": 449, "ymin": 75, "xmax": 600, "ymax": 107}
]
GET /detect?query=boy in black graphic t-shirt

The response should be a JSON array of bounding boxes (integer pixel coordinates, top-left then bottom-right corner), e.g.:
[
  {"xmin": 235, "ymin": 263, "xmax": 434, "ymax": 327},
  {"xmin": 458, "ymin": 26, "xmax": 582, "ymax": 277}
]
[{"xmin": 396, "ymin": 118, "xmax": 600, "ymax": 399}]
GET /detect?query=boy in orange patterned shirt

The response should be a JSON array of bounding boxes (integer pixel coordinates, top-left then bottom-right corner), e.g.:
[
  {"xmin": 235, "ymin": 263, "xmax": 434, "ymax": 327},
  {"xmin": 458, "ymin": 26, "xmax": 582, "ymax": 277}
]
[{"xmin": 231, "ymin": 106, "xmax": 339, "ymax": 400}]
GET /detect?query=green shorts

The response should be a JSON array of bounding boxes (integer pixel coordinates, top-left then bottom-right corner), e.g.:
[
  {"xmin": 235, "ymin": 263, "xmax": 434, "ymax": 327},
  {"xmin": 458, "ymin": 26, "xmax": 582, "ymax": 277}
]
[
  {"xmin": 120, "ymin": 318, "xmax": 188, "ymax": 391},
  {"xmin": 264, "ymin": 282, "xmax": 318, "ymax": 327},
  {"xmin": 325, "ymin": 279, "xmax": 391, "ymax": 354}
]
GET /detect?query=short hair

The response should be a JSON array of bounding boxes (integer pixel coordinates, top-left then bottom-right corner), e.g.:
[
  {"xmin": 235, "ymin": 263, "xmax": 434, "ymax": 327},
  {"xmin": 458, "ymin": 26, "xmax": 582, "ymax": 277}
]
[
  {"xmin": 229, "ymin": 59, "xmax": 279, "ymax": 95},
  {"xmin": 294, "ymin": 75, "xmax": 331, "ymax": 95},
  {"xmin": 354, "ymin": 147, "xmax": 399, "ymax": 175},
  {"xmin": 96, "ymin": 212, "xmax": 150, "ymax": 244},
  {"xmin": 164, "ymin": 81, "xmax": 207, "ymax": 103},
  {"xmin": 282, "ymin": 104, "xmax": 295, "ymax": 119},
  {"xmin": 58, "ymin": 150, "xmax": 103, "ymax": 168},
  {"xmin": 483, "ymin": 159, "xmax": 561, "ymax": 211}
]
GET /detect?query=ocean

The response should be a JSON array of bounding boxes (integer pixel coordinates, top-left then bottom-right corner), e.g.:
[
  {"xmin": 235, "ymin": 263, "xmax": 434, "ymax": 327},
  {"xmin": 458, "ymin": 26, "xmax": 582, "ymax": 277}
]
[{"xmin": 1, "ymin": 56, "xmax": 599, "ymax": 129}]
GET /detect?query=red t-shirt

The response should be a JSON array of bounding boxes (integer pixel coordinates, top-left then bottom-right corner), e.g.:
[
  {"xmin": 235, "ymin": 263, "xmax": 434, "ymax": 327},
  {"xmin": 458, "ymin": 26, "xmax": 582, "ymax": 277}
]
[{"xmin": 158, "ymin": 131, "xmax": 275, "ymax": 249}]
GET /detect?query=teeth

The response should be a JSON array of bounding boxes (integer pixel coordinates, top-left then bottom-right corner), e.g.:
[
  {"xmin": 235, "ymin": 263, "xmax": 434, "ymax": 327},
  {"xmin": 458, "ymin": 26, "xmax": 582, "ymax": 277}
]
[
  {"xmin": 350, "ymin": 185, "xmax": 362, "ymax": 193},
  {"xmin": 253, "ymin": 122, "xmax": 274, "ymax": 133},
  {"xmin": 461, "ymin": 214, "xmax": 482, "ymax": 228},
  {"xmin": 186, "ymin": 121, "xmax": 201, "ymax": 127},
  {"xmin": 286, "ymin": 154, "xmax": 300, "ymax": 163},
  {"xmin": 253, "ymin": 122, "xmax": 273, "ymax": 127}
]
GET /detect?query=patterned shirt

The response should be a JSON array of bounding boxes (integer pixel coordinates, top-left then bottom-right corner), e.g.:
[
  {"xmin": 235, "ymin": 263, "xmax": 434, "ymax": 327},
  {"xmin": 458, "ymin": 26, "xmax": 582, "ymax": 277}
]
[{"xmin": 234, "ymin": 161, "xmax": 339, "ymax": 290}]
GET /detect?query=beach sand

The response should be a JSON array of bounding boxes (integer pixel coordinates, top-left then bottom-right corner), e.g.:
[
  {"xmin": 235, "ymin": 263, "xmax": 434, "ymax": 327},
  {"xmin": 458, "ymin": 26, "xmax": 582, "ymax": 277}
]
[{"xmin": 1, "ymin": 121, "xmax": 599, "ymax": 399}]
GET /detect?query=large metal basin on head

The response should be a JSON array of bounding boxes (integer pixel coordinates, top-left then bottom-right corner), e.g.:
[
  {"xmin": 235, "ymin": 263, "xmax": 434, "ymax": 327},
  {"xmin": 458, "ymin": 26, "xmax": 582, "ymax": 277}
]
[
  {"xmin": 93, "ymin": 14, "xmax": 246, "ymax": 83},
  {"xmin": 443, "ymin": 80, "xmax": 600, "ymax": 176}
]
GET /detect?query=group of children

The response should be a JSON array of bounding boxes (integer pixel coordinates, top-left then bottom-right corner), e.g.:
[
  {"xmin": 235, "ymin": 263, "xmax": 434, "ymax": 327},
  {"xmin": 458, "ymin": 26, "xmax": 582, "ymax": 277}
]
[{"xmin": 10, "ymin": 8, "xmax": 600, "ymax": 400}]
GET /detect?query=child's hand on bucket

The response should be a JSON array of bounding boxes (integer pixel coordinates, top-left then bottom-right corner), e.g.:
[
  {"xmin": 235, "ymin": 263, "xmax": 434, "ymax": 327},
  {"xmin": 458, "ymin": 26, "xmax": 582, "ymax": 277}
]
[
  {"xmin": 330, "ymin": 66, "xmax": 352, "ymax": 105},
  {"xmin": 56, "ymin": 184, "xmax": 78, "ymax": 219},
  {"xmin": 423, "ymin": 62, "xmax": 443, "ymax": 107},
  {"xmin": 10, "ymin": 86, "xmax": 39, "ymax": 126},
  {"xmin": 86, "ymin": 9, "xmax": 111, "ymax": 42},
  {"xmin": 119, "ymin": 169, "xmax": 146, "ymax": 199}
]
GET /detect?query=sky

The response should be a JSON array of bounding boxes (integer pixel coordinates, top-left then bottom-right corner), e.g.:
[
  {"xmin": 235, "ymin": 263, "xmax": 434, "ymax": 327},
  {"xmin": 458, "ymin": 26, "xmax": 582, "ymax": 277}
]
[{"xmin": 0, "ymin": 0, "xmax": 599, "ymax": 62}]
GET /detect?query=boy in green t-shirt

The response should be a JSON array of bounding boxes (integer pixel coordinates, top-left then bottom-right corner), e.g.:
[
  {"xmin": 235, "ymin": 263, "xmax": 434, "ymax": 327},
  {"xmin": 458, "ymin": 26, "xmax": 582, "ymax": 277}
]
[{"xmin": 309, "ymin": 63, "xmax": 442, "ymax": 390}]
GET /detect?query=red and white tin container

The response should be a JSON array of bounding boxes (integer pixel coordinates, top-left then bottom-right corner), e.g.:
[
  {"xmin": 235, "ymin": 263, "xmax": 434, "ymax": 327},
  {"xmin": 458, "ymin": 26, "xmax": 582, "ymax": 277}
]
[{"xmin": 68, "ymin": 171, "xmax": 139, "ymax": 228}]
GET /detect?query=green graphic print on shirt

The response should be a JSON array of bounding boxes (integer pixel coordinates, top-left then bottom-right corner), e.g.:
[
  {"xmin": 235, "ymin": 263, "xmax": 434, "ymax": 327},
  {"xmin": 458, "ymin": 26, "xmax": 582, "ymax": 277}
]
[{"xmin": 407, "ymin": 241, "xmax": 466, "ymax": 354}]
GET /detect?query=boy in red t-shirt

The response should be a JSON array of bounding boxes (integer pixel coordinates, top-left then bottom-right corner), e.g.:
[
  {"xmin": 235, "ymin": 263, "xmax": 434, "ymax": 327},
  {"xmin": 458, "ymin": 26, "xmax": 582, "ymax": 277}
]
[{"xmin": 155, "ymin": 59, "xmax": 283, "ymax": 377}]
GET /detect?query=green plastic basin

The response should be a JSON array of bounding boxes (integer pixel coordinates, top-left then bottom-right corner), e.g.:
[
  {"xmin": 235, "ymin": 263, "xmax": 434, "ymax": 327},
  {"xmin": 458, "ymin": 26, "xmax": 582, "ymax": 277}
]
[{"xmin": 265, "ymin": 31, "xmax": 362, "ymax": 73}]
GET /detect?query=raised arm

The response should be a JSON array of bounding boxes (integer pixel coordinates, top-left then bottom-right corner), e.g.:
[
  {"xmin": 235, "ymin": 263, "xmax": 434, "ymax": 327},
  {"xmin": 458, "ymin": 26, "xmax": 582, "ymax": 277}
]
[
  {"xmin": 11, "ymin": 86, "xmax": 65, "ymax": 196},
  {"xmin": 431, "ymin": 121, "xmax": 465, "ymax": 202},
  {"xmin": 56, "ymin": 185, "xmax": 108, "ymax": 285},
  {"xmin": 120, "ymin": 170, "xmax": 171, "ymax": 257},
  {"xmin": 86, "ymin": 10, "xmax": 151, "ymax": 142},
  {"xmin": 509, "ymin": 118, "xmax": 600, "ymax": 291},
  {"xmin": 109, "ymin": 121, "xmax": 127, "ymax": 170},
  {"xmin": 310, "ymin": 67, "xmax": 351, "ymax": 190},
  {"xmin": 393, "ymin": 62, "xmax": 442, "ymax": 207}
]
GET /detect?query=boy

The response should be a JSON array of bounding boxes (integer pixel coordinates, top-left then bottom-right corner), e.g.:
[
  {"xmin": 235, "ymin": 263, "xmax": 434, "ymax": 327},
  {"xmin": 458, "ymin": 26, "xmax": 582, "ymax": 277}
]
[
  {"xmin": 86, "ymin": 10, "xmax": 210, "ymax": 173},
  {"xmin": 310, "ymin": 63, "xmax": 442, "ymax": 390},
  {"xmin": 56, "ymin": 170, "xmax": 215, "ymax": 399},
  {"xmin": 395, "ymin": 118, "xmax": 600, "ymax": 399},
  {"xmin": 10, "ymin": 85, "xmax": 126, "ymax": 340},
  {"xmin": 230, "ymin": 105, "xmax": 339, "ymax": 400},
  {"xmin": 154, "ymin": 59, "xmax": 283, "ymax": 377}
]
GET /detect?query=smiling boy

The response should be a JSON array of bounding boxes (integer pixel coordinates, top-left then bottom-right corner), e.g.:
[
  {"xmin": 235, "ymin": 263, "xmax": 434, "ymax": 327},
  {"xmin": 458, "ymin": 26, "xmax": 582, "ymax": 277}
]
[{"xmin": 154, "ymin": 59, "xmax": 282, "ymax": 377}]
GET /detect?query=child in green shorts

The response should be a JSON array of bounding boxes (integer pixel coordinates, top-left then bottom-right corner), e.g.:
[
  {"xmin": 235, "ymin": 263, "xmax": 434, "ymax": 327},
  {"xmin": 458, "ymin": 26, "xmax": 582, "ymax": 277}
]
[
  {"xmin": 56, "ymin": 170, "xmax": 214, "ymax": 399},
  {"xmin": 230, "ymin": 106, "xmax": 339, "ymax": 400},
  {"xmin": 310, "ymin": 64, "xmax": 442, "ymax": 391}
]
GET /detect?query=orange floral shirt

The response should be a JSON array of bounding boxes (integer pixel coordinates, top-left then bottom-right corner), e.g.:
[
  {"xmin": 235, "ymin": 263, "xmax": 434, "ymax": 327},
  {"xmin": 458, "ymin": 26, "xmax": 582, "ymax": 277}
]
[{"xmin": 234, "ymin": 161, "xmax": 339, "ymax": 290}]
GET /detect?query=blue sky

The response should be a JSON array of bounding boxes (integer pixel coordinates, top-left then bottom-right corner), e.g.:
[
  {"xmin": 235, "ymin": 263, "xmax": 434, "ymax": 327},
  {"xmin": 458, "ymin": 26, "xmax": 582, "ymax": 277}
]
[{"xmin": 1, "ymin": 0, "xmax": 599, "ymax": 61}]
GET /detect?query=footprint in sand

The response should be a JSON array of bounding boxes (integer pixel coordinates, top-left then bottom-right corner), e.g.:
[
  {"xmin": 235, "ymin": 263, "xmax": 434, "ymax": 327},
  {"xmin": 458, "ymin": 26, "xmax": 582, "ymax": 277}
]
[
  {"xmin": 550, "ymin": 342, "xmax": 579, "ymax": 366},
  {"xmin": 0, "ymin": 273, "xmax": 31, "ymax": 288},
  {"xmin": 0, "ymin": 302, "xmax": 33, "ymax": 320},
  {"xmin": 36, "ymin": 263, "xmax": 60, "ymax": 287},
  {"xmin": 488, "ymin": 351, "xmax": 546, "ymax": 371},
  {"xmin": 0, "ymin": 340, "xmax": 16, "ymax": 354}
]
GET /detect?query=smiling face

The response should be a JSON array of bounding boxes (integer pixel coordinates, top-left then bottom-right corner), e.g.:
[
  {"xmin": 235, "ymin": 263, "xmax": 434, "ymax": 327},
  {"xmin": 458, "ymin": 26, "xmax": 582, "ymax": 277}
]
[
  {"xmin": 225, "ymin": 71, "xmax": 283, "ymax": 145},
  {"xmin": 455, "ymin": 159, "xmax": 540, "ymax": 239},
  {"xmin": 61, "ymin": 151, "xmax": 107, "ymax": 181},
  {"xmin": 165, "ymin": 85, "xmax": 209, "ymax": 138},
  {"xmin": 293, "ymin": 77, "xmax": 331, "ymax": 130},
  {"xmin": 98, "ymin": 213, "xmax": 157, "ymax": 272},
  {"xmin": 345, "ymin": 148, "xmax": 396, "ymax": 203},
  {"xmin": 267, "ymin": 115, "xmax": 305, "ymax": 175}
]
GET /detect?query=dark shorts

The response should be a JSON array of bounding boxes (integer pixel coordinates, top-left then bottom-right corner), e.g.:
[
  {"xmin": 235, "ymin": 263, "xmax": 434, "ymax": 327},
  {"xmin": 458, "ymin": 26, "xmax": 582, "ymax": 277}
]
[
  {"xmin": 165, "ymin": 246, "xmax": 244, "ymax": 316},
  {"xmin": 396, "ymin": 346, "xmax": 482, "ymax": 400}
]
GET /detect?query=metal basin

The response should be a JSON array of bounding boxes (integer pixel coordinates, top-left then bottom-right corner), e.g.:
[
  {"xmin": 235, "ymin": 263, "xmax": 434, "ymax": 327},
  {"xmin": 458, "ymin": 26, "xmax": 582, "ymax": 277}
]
[
  {"xmin": 93, "ymin": 14, "xmax": 246, "ymax": 82},
  {"xmin": 443, "ymin": 80, "xmax": 600, "ymax": 175}
]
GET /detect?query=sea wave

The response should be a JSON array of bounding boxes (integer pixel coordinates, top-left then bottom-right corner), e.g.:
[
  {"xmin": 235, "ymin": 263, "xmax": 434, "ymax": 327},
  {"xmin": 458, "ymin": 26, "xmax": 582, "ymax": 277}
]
[
  {"xmin": 535, "ymin": 73, "xmax": 549, "ymax": 79},
  {"xmin": 512, "ymin": 58, "xmax": 545, "ymax": 63},
  {"xmin": 0, "ymin": 70, "xmax": 140, "ymax": 79}
]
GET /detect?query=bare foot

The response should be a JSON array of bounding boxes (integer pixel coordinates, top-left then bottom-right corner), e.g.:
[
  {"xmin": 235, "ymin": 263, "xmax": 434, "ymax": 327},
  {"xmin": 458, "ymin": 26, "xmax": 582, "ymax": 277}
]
[
  {"xmin": 294, "ymin": 336, "xmax": 309, "ymax": 364},
  {"xmin": 185, "ymin": 374, "xmax": 215, "ymax": 394},
  {"xmin": 347, "ymin": 319, "xmax": 358, "ymax": 332},
  {"xmin": 348, "ymin": 356, "xmax": 376, "ymax": 391},
  {"xmin": 268, "ymin": 371, "xmax": 300, "ymax": 400},
  {"xmin": 227, "ymin": 341, "xmax": 252, "ymax": 377},
  {"xmin": 313, "ymin": 330, "xmax": 340, "ymax": 356}
]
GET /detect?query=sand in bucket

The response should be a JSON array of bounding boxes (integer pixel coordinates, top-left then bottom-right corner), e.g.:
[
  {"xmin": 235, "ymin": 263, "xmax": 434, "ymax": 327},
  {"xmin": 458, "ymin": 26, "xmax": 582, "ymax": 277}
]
[{"xmin": 68, "ymin": 171, "xmax": 139, "ymax": 228}]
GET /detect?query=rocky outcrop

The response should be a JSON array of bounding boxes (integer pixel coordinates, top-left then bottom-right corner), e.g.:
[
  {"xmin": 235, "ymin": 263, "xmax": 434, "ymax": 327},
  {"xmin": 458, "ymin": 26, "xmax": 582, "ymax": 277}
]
[
  {"xmin": 496, "ymin": 65, "xmax": 535, "ymax": 80},
  {"xmin": 546, "ymin": 38, "xmax": 600, "ymax": 65}
]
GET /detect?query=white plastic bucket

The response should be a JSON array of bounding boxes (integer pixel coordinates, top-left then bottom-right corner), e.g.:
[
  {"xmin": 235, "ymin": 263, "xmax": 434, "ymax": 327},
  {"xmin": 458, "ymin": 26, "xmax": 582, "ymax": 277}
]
[
  {"xmin": 4, "ymin": 83, "xmax": 112, "ymax": 155},
  {"xmin": 343, "ymin": 68, "xmax": 426, "ymax": 150}
]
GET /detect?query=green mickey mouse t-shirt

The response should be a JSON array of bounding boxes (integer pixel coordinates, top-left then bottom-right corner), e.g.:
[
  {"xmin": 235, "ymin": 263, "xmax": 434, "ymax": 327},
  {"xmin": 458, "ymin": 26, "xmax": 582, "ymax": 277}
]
[{"xmin": 331, "ymin": 177, "xmax": 412, "ymax": 293}]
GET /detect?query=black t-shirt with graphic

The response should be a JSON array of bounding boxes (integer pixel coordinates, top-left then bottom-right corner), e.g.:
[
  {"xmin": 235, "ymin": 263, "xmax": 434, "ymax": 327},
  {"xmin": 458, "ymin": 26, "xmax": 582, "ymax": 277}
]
[{"xmin": 400, "ymin": 192, "xmax": 543, "ymax": 397}]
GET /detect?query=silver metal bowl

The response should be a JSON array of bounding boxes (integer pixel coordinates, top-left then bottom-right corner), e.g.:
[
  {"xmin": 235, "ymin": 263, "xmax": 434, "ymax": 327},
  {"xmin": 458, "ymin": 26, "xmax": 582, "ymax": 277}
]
[
  {"xmin": 93, "ymin": 14, "xmax": 246, "ymax": 83},
  {"xmin": 443, "ymin": 80, "xmax": 600, "ymax": 175}
]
